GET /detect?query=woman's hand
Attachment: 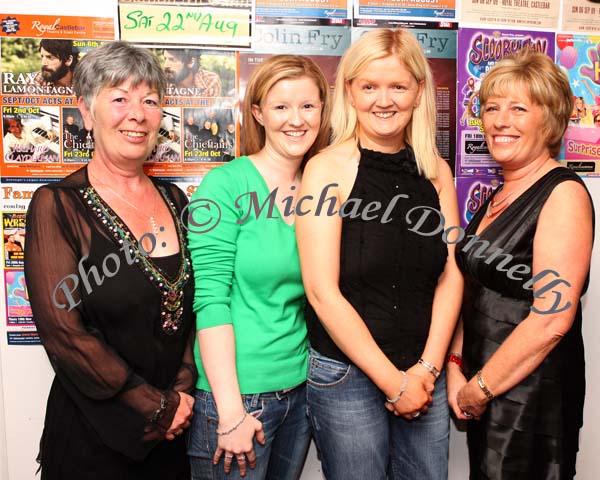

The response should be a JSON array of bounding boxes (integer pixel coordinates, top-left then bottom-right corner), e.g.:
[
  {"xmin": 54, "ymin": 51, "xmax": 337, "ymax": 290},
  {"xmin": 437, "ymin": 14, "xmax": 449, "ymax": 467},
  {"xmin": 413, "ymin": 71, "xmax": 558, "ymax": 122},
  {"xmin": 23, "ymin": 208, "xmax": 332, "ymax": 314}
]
[
  {"xmin": 165, "ymin": 391, "xmax": 194, "ymax": 440},
  {"xmin": 457, "ymin": 378, "xmax": 488, "ymax": 420},
  {"xmin": 446, "ymin": 364, "xmax": 470, "ymax": 420},
  {"xmin": 385, "ymin": 369, "xmax": 434, "ymax": 420},
  {"xmin": 213, "ymin": 413, "xmax": 266, "ymax": 477}
]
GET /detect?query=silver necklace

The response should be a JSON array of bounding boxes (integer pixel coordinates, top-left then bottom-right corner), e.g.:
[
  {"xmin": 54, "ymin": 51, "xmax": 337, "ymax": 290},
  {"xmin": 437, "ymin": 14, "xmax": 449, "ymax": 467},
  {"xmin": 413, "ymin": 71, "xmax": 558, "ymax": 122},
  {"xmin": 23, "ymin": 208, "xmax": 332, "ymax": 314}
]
[{"xmin": 89, "ymin": 168, "xmax": 159, "ymax": 235}]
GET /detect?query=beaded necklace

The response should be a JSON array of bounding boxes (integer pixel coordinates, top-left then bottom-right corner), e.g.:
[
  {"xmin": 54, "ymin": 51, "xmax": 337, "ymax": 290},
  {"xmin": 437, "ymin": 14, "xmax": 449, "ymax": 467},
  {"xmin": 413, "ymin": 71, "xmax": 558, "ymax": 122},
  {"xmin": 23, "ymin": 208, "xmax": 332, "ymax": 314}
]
[{"xmin": 80, "ymin": 181, "xmax": 191, "ymax": 335}]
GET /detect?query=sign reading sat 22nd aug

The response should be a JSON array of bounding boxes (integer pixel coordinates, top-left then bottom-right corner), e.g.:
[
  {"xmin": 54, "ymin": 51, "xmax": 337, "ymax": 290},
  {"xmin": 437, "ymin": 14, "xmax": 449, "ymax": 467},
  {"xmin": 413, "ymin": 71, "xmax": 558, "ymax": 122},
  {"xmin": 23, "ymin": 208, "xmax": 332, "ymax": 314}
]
[{"xmin": 119, "ymin": 3, "xmax": 252, "ymax": 49}]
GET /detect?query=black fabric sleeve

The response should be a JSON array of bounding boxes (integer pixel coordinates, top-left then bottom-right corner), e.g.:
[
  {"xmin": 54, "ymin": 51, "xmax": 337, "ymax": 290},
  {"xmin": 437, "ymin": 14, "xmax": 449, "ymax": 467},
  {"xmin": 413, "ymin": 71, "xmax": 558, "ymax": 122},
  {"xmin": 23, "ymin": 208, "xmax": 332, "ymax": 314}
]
[{"xmin": 24, "ymin": 186, "xmax": 180, "ymax": 461}]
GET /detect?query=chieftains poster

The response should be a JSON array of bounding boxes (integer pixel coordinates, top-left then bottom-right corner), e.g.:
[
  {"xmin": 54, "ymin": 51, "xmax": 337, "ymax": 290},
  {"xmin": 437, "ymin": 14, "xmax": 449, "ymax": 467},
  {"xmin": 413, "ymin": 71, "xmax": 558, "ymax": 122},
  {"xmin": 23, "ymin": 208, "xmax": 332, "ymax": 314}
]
[
  {"xmin": 557, "ymin": 33, "xmax": 600, "ymax": 176},
  {"xmin": 142, "ymin": 47, "xmax": 238, "ymax": 180}
]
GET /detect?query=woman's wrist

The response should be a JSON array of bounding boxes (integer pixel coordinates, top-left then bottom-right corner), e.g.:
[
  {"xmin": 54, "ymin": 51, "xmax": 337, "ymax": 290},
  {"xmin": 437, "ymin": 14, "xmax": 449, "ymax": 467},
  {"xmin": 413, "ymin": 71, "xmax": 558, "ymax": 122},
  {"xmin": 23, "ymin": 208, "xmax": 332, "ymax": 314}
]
[
  {"xmin": 446, "ymin": 352, "xmax": 463, "ymax": 371},
  {"xmin": 418, "ymin": 358, "xmax": 441, "ymax": 379}
]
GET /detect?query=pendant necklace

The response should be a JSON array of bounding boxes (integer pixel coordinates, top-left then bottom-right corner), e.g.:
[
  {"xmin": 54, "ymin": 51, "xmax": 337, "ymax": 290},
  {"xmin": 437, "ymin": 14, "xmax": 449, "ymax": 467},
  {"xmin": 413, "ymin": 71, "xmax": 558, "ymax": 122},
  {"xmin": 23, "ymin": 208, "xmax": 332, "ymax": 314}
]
[{"xmin": 89, "ymin": 169, "xmax": 159, "ymax": 235}]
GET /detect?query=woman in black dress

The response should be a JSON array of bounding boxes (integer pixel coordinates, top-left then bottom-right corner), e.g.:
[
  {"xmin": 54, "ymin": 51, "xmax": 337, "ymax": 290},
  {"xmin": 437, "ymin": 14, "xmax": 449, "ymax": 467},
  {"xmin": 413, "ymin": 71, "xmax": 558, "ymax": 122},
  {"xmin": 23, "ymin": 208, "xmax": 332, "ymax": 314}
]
[
  {"xmin": 24, "ymin": 42, "xmax": 195, "ymax": 479},
  {"xmin": 446, "ymin": 49, "xmax": 594, "ymax": 479},
  {"xmin": 296, "ymin": 29, "xmax": 463, "ymax": 479}
]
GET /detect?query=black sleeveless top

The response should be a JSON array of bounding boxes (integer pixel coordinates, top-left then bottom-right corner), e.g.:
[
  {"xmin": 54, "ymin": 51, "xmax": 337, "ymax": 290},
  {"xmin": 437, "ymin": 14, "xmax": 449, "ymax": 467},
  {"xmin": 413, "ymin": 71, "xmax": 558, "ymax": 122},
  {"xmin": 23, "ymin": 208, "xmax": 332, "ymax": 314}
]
[
  {"xmin": 306, "ymin": 146, "xmax": 447, "ymax": 370},
  {"xmin": 456, "ymin": 167, "xmax": 593, "ymax": 479}
]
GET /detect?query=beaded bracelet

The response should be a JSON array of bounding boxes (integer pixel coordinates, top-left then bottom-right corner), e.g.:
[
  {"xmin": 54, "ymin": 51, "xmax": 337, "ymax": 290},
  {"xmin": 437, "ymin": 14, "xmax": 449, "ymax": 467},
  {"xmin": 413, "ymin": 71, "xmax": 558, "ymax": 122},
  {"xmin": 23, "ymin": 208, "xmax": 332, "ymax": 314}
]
[
  {"xmin": 476, "ymin": 370, "xmax": 495, "ymax": 400},
  {"xmin": 151, "ymin": 392, "xmax": 168, "ymax": 423},
  {"xmin": 446, "ymin": 352, "xmax": 464, "ymax": 371},
  {"xmin": 386, "ymin": 371, "xmax": 408, "ymax": 404},
  {"xmin": 216, "ymin": 412, "xmax": 248, "ymax": 436},
  {"xmin": 418, "ymin": 358, "xmax": 441, "ymax": 379}
]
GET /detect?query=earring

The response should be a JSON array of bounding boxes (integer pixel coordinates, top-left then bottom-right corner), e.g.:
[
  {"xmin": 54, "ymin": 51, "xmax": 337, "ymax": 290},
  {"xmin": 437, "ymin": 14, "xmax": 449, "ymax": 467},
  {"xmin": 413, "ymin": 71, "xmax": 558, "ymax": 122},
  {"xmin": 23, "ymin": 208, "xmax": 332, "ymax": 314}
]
[{"xmin": 85, "ymin": 131, "xmax": 93, "ymax": 149}]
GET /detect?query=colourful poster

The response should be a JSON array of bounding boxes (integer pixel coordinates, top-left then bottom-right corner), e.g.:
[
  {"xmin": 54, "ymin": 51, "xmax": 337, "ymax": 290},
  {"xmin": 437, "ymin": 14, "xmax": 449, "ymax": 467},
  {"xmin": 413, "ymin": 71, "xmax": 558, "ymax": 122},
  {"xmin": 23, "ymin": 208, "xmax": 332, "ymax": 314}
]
[
  {"xmin": 256, "ymin": 0, "xmax": 349, "ymax": 19},
  {"xmin": 557, "ymin": 34, "xmax": 600, "ymax": 177},
  {"xmin": 2, "ymin": 212, "xmax": 25, "ymax": 269},
  {"xmin": 456, "ymin": 28, "xmax": 555, "ymax": 174},
  {"xmin": 0, "ymin": 14, "xmax": 114, "ymax": 40},
  {"xmin": 0, "ymin": 30, "xmax": 113, "ymax": 181},
  {"xmin": 562, "ymin": 0, "xmax": 600, "ymax": 33},
  {"xmin": 456, "ymin": 175, "xmax": 502, "ymax": 228},
  {"xmin": 353, "ymin": 20, "xmax": 457, "ymax": 170},
  {"xmin": 5, "ymin": 270, "xmax": 33, "ymax": 326},
  {"xmin": 459, "ymin": 0, "xmax": 559, "ymax": 29},
  {"xmin": 354, "ymin": 0, "xmax": 455, "ymax": 20}
]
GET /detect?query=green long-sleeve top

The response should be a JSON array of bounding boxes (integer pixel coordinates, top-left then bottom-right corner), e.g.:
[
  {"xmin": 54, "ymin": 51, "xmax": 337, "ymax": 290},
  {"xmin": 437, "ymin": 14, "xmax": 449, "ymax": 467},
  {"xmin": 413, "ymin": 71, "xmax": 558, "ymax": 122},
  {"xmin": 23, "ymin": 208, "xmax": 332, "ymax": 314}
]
[{"xmin": 187, "ymin": 156, "xmax": 308, "ymax": 394}]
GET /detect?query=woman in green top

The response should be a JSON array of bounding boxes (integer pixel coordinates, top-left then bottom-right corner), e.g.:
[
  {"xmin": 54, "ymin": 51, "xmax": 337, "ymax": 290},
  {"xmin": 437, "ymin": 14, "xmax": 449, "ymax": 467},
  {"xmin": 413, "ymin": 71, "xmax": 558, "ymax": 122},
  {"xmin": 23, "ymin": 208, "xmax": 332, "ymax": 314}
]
[{"xmin": 186, "ymin": 55, "xmax": 331, "ymax": 479}]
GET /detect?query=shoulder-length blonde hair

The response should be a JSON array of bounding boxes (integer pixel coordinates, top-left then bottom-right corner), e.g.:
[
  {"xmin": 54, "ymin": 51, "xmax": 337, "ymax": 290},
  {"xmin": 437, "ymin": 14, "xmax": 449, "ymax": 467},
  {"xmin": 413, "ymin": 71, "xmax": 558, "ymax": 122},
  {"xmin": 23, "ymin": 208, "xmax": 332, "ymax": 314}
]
[
  {"xmin": 241, "ymin": 55, "xmax": 331, "ymax": 165},
  {"xmin": 330, "ymin": 29, "xmax": 439, "ymax": 179}
]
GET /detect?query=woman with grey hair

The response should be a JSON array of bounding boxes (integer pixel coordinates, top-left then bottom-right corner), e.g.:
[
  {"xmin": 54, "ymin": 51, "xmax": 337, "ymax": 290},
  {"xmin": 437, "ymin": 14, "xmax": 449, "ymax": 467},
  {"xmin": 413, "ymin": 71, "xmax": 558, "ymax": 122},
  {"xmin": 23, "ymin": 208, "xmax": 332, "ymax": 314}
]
[{"xmin": 25, "ymin": 41, "xmax": 196, "ymax": 479}]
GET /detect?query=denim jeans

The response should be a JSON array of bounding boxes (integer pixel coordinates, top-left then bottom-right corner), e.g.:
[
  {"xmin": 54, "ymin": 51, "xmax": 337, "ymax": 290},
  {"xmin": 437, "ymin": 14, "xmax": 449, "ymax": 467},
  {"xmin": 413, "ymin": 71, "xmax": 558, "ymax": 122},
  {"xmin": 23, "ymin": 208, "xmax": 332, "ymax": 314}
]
[
  {"xmin": 187, "ymin": 384, "xmax": 311, "ymax": 480},
  {"xmin": 307, "ymin": 348, "xmax": 449, "ymax": 480}
]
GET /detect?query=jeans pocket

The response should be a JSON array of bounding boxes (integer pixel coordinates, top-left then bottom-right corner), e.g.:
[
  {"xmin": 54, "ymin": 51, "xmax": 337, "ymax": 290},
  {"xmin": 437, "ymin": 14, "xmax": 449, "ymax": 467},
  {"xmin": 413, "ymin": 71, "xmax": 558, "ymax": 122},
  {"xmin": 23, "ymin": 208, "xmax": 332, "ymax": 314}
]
[{"xmin": 307, "ymin": 349, "xmax": 352, "ymax": 388}]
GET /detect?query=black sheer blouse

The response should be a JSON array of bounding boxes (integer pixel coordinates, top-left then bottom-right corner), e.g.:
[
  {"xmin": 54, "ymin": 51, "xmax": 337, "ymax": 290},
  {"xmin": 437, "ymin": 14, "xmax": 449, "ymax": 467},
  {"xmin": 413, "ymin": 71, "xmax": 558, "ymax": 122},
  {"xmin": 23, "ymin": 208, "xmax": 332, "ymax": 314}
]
[{"xmin": 24, "ymin": 166, "xmax": 196, "ymax": 463}]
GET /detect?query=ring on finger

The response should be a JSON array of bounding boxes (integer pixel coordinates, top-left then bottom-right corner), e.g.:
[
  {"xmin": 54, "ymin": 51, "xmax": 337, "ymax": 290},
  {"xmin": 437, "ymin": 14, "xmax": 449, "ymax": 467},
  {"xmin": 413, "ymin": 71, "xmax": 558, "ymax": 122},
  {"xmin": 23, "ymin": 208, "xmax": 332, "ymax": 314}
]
[
  {"xmin": 463, "ymin": 411, "xmax": 473, "ymax": 418},
  {"xmin": 225, "ymin": 453, "xmax": 234, "ymax": 459},
  {"xmin": 412, "ymin": 412, "xmax": 421, "ymax": 418},
  {"xmin": 237, "ymin": 454, "xmax": 246, "ymax": 461}
]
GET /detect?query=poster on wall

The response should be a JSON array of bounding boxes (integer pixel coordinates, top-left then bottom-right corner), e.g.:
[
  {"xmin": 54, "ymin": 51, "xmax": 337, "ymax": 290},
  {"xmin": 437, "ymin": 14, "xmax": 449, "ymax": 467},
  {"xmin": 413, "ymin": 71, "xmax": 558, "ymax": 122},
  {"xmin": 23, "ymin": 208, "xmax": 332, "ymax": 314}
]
[
  {"xmin": 456, "ymin": 27, "xmax": 555, "ymax": 175},
  {"xmin": 353, "ymin": 0, "xmax": 455, "ymax": 20},
  {"xmin": 557, "ymin": 33, "xmax": 600, "ymax": 176},
  {"xmin": 0, "ymin": 15, "xmax": 115, "ymax": 182},
  {"xmin": 353, "ymin": 19, "xmax": 457, "ymax": 170},
  {"xmin": 456, "ymin": 175, "xmax": 501, "ymax": 228},
  {"xmin": 256, "ymin": 0, "xmax": 350, "ymax": 19},
  {"xmin": 118, "ymin": 2, "xmax": 253, "ymax": 49},
  {"xmin": 141, "ymin": 47, "xmax": 239, "ymax": 180},
  {"xmin": 562, "ymin": 0, "xmax": 600, "ymax": 32},
  {"xmin": 459, "ymin": 0, "xmax": 559, "ymax": 29},
  {"xmin": 241, "ymin": 17, "xmax": 351, "ymax": 96},
  {"xmin": 2, "ymin": 212, "xmax": 25, "ymax": 269}
]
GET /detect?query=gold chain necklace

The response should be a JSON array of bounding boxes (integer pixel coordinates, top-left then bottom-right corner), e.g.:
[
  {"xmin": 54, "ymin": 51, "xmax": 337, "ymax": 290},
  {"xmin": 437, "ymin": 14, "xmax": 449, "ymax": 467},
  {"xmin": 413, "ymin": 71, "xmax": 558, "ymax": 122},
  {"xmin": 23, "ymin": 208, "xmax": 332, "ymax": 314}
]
[{"xmin": 485, "ymin": 160, "xmax": 550, "ymax": 218}]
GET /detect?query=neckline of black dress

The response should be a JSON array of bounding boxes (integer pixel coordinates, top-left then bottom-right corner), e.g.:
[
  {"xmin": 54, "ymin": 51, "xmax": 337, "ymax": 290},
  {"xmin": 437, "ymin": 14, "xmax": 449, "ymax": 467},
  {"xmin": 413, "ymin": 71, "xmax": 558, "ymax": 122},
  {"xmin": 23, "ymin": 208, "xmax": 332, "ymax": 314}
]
[{"xmin": 358, "ymin": 144, "xmax": 419, "ymax": 175}]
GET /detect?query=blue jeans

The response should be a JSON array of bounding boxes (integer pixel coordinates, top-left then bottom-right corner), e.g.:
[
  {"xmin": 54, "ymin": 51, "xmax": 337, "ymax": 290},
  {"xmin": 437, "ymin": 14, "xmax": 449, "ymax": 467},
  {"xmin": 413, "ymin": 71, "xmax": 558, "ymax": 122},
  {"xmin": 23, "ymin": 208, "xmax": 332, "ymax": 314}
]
[
  {"xmin": 307, "ymin": 348, "xmax": 449, "ymax": 480},
  {"xmin": 187, "ymin": 384, "xmax": 311, "ymax": 480}
]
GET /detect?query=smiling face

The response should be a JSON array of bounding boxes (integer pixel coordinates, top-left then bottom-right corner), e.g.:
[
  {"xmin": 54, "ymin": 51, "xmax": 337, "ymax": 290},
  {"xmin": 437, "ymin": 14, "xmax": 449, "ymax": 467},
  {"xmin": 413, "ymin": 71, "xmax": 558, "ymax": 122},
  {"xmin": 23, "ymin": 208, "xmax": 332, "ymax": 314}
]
[
  {"xmin": 78, "ymin": 80, "xmax": 162, "ymax": 167},
  {"xmin": 346, "ymin": 55, "xmax": 423, "ymax": 152},
  {"xmin": 481, "ymin": 86, "xmax": 550, "ymax": 169},
  {"xmin": 251, "ymin": 76, "xmax": 322, "ymax": 163}
]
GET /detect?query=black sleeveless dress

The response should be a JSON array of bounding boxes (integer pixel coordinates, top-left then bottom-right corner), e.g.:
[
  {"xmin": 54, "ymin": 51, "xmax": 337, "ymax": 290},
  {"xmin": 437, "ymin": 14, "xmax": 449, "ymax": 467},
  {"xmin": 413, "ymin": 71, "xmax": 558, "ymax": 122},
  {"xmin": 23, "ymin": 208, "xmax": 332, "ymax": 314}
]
[
  {"xmin": 456, "ymin": 167, "xmax": 593, "ymax": 480},
  {"xmin": 306, "ymin": 145, "xmax": 447, "ymax": 370}
]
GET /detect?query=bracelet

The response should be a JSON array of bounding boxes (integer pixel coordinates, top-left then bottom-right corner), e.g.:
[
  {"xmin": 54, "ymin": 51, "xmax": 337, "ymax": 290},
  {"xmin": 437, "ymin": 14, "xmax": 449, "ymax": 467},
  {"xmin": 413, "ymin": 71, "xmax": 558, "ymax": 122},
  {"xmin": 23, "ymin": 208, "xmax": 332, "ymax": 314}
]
[
  {"xmin": 476, "ymin": 370, "xmax": 495, "ymax": 401},
  {"xmin": 418, "ymin": 358, "xmax": 441, "ymax": 379},
  {"xmin": 386, "ymin": 371, "xmax": 408, "ymax": 404},
  {"xmin": 216, "ymin": 412, "xmax": 247, "ymax": 436},
  {"xmin": 150, "ymin": 392, "xmax": 168, "ymax": 423},
  {"xmin": 446, "ymin": 352, "xmax": 464, "ymax": 371}
]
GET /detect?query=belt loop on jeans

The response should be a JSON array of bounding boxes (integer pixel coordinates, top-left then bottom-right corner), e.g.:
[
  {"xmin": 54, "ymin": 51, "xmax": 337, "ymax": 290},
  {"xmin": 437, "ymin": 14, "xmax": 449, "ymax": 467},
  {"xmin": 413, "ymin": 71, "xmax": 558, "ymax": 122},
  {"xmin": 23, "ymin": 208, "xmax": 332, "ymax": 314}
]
[
  {"xmin": 250, "ymin": 393, "xmax": 260, "ymax": 408},
  {"xmin": 276, "ymin": 387, "xmax": 294, "ymax": 400}
]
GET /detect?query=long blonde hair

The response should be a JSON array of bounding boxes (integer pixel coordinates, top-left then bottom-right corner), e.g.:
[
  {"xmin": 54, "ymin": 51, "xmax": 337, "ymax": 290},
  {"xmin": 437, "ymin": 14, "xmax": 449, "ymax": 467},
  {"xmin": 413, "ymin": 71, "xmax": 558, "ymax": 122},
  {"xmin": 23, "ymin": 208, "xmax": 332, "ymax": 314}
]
[{"xmin": 331, "ymin": 29, "xmax": 439, "ymax": 179}]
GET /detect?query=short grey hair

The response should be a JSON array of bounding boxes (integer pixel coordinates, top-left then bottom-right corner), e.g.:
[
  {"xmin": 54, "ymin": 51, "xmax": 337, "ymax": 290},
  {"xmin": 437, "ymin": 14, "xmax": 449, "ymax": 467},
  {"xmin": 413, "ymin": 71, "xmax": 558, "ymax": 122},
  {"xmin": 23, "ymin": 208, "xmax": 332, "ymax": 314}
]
[{"xmin": 73, "ymin": 41, "xmax": 166, "ymax": 112}]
